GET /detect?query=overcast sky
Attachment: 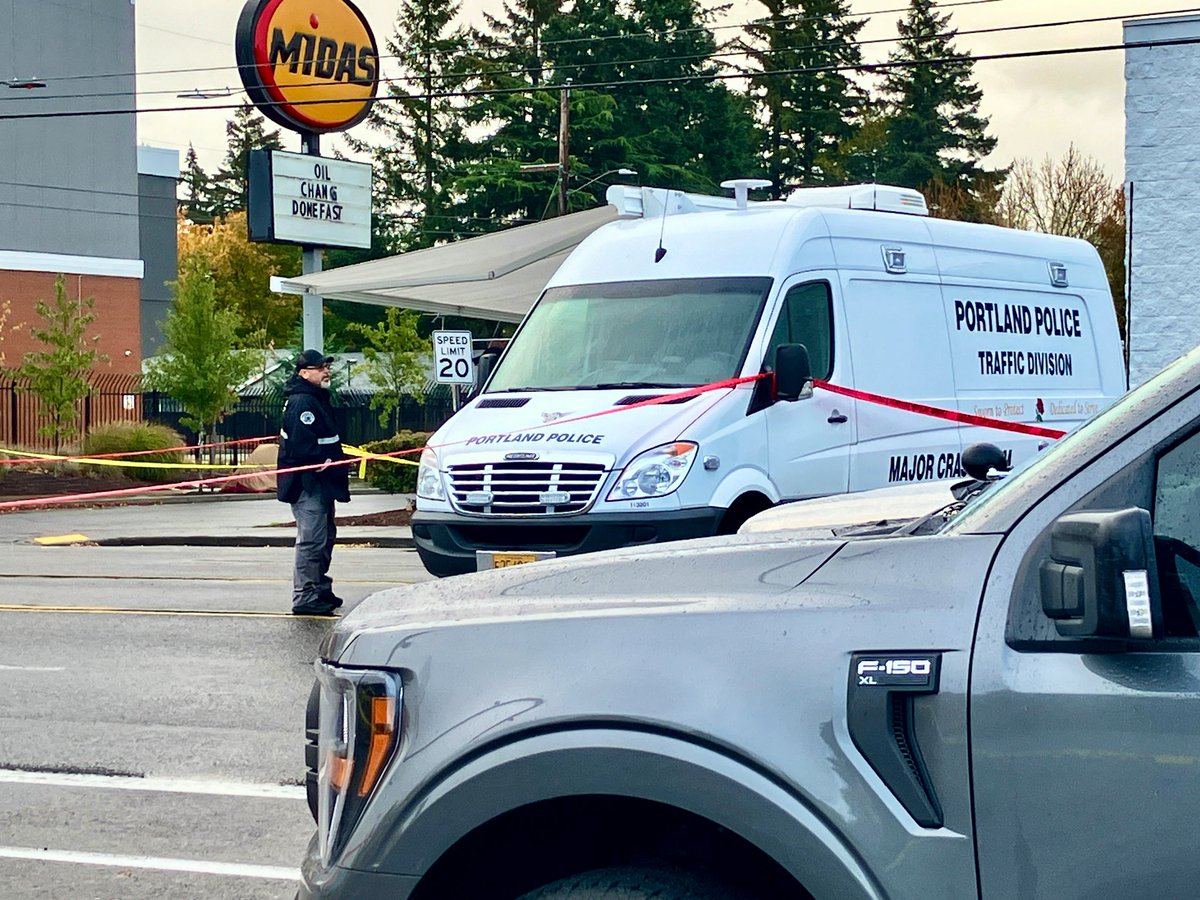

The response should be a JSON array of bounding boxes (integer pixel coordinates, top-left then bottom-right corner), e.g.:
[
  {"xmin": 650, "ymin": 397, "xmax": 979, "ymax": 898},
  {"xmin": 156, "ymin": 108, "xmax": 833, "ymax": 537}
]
[{"xmin": 134, "ymin": 0, "xmax": 1176, "ymax": 186}]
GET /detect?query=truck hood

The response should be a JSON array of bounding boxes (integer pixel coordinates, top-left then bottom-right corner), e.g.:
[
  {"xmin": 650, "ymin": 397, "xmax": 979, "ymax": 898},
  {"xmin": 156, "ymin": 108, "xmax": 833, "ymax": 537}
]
[
  {"xmin": 323, "ymin": 532, "xmax": 841, "ymax": 662},
  {"xmin": 429, "ymin": 388, "xmax": 726, "ymax": 467},
  {"xmin": 739, "ymin": 479, "xmax": 960, "ymax": 537}
]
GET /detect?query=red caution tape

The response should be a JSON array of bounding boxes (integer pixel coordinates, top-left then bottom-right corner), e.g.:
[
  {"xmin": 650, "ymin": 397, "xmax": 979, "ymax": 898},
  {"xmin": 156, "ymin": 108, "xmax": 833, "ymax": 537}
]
[
  {"xmin": 813, "ymin": 380, "xmax": 1068, "ymax": 440},
  {"xmin": 0, "ymin": 373, "xmax": 1066, "ymax": 510}
]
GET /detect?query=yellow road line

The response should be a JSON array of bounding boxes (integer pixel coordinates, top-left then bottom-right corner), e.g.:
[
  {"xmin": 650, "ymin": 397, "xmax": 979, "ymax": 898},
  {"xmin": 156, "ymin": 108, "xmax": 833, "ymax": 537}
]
[{"xmin": 33, "ymin": 534, "xmax": 92, "ymax": 546}]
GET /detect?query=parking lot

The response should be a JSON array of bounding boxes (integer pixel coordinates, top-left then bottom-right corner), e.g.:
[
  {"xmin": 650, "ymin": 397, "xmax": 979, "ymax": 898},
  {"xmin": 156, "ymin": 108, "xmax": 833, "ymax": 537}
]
[{"xmin": 0, "ymin": 494, "xmax": 430, "ymax": 898}]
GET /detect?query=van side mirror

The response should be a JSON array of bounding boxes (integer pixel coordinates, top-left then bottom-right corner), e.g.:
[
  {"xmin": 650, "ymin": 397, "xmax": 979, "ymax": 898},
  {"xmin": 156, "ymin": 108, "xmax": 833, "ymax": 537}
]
[
  {"xmin": 1039, "ymin": 508, "xmax": 1161, "ymax": 641},
  {"xmin": 464, "ymin": 351, "xmax": 500, "ymax": 401},
  {"xmin": 774, "ymin": 343, "xmax": 813, "ymax": 401}
]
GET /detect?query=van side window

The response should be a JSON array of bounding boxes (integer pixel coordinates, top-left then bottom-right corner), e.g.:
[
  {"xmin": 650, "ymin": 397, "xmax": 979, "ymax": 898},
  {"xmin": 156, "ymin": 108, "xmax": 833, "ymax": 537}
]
[
  {"xmin": 1153, "ymin": 433, "xmax": 1200, "ymax": 636},
  {"xmin": 768, "ymin": 282, "xmax": 833, "ymax": 379}
]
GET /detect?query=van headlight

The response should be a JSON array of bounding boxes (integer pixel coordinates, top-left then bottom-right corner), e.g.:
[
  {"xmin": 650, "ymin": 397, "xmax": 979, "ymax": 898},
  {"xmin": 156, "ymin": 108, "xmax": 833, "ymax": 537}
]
[
  {"xmin": 314, "ymin": 661, "xmax": 403, "ymax": 866},
  {"xmin": 416, "ymin": 448, "xmax": 445, "ymax": 500},
  {"xmin": 607, "ymin": 442, "xmax": 698, "ymax": 501}
]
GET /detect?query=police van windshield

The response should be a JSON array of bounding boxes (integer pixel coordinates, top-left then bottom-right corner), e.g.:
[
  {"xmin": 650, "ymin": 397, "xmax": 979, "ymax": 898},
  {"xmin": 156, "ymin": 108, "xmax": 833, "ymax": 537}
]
[{"xmin": 487, "ymin": 277, "xmax": 773, "ymax": 392}]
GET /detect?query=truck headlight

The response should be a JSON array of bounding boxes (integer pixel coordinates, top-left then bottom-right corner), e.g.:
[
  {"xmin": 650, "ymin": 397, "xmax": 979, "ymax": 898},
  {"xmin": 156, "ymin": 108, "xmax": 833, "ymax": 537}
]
[
  {"xmin": 607, "ymin": 442, "xmax": 698, "ymax": 501},
  {"xmin": 416, "ymin": 448, "xmax": 445, "ymax": 500},
  {"xmin": 313, "ymin": 662, "xmax": 403, "ymax": 866}
]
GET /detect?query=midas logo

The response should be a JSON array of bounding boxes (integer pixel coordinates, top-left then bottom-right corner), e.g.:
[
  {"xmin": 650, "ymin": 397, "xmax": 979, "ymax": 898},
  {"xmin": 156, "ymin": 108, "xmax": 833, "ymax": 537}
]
[
  {"xmin": 236, "ymin": 0, "xmax": 379, "ymax": 134},
  {"xmin": 267, "ymin": 26, "xmax": 377, "ymax": 86}
]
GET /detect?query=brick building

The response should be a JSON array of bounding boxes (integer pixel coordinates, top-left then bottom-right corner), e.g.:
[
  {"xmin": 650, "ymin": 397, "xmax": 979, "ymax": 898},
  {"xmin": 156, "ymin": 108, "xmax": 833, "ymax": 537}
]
[{"xmin": 0, "ymin": 0, "xmax": 178, "ymax": 444}]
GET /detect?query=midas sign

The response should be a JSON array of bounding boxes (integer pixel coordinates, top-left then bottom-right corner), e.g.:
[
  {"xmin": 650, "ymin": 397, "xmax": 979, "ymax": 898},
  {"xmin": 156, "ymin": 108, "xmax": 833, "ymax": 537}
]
[{"xmin": 236, "ymin": 0, "xmax": 379, "ymax": 134}]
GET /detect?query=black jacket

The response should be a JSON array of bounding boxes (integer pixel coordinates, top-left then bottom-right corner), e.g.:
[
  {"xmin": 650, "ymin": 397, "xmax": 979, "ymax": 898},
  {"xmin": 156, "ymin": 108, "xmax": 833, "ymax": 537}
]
[{"xmin": 276, "ymin": 375, "xmax": 351, "ymax": 505}]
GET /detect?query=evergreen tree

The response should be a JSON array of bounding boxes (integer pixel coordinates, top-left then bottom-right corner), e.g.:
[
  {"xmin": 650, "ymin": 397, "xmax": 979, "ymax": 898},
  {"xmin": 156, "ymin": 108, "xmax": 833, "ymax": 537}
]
[
  {"xmin": 180, "ymin": 144, "xmax": 215, "ymax": 224},
  {"xmin": 616, "ymin": 0, "xmax": 760, "ymax": 192},
  {"xmin": 210, "ymin": 102, "xmax": 284, "ymax": 217},
  {"xmin": 876, "ymin": 0, "xmax": 998, "ymax": 198},
  {"xmin": 349, "ymin": 0, "xmax": 474, "ymax": 250},
  {"xmin": 451, "ymin": 0, "xmax": 587, "ymax": 227},
  {"xmin": 18, "ymin": 275, "xmax": 105, "ymax": 453},
  {"xmin": 737, "ymin": 0, "xmax": 866, "ymax": 196}
]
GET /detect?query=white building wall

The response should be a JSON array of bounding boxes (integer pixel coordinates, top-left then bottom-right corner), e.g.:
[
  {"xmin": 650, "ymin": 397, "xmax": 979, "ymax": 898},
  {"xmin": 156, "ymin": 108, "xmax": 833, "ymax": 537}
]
[{"xmin": 1125, "ymin": 14, "xmax": 1200, "ymax": 386}]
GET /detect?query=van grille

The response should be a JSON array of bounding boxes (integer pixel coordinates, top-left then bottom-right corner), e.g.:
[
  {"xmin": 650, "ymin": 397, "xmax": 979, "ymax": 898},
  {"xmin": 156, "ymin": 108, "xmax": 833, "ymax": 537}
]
[{"xmin": 447, "ymin": 461, "xmax": 607, "ymax": 515}]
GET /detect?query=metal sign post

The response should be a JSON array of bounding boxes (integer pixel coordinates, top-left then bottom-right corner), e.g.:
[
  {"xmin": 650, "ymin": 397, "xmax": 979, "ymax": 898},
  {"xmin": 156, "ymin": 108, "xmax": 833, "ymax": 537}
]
[{"xmin": 433, "ymin": 331, "xmax": 475, "ymax": 413}]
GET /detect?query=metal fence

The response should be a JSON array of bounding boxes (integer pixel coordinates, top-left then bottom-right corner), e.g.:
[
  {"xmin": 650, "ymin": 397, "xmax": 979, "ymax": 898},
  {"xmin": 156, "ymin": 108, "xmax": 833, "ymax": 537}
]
[{"xmin": 0, "ymin": 375, "xmax": 454, "ymax": 457}]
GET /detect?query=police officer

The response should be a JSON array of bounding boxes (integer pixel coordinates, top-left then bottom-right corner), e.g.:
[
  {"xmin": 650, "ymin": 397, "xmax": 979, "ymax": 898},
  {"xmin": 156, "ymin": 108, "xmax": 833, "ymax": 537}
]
[{"xmin": 277, "ymin": 349, "xmax": 350, "ymax": 616}]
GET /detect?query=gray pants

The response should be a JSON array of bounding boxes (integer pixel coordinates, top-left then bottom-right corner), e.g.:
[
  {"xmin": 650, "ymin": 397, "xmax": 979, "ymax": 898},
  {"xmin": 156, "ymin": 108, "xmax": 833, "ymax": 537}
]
[{"xmin": 292, "ymin": 487, "xmax": 336, "ymax": 608}]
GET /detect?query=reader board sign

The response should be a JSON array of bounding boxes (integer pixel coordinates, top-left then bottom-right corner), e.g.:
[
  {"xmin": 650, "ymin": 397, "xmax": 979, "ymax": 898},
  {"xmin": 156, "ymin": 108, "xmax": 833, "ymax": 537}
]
[
  {"xmin": 247, "ymin": 150, "xmax": 371, "ymax": 249},
  {"xmin": 434, "ymin": 331, "xmax": 475, "ymax": 385}
]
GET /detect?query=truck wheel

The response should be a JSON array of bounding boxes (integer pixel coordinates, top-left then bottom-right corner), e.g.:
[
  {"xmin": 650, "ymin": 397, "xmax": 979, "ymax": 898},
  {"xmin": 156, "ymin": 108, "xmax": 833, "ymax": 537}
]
[{"xmin": 518, "ymin": 865, "xmax": 755, "ymax": 900}]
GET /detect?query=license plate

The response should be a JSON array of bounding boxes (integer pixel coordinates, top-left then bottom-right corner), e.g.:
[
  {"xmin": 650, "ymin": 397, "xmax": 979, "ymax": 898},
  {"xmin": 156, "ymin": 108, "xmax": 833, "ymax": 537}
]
[
  {"xmin": 492, "ymin": 552, "xmax": 541, "ymax": 568},
  {"xmin": 478, "ymin": 550, "xmax": 556, "ymax": 571}
]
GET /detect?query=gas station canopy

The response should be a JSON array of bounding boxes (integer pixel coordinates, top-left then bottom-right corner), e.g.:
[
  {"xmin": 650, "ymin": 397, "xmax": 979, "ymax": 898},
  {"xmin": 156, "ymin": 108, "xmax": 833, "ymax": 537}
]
[{"xmin": 271, "ymin": 206, "xmax": 618, "ymax": 323}]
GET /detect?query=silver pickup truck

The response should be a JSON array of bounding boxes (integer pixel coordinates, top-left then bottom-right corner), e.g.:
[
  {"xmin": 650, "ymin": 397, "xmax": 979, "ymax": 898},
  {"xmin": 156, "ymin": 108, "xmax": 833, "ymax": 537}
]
[{"xmin": 299, "ymin": 345, "xmax": 1200, "ymax": 900}]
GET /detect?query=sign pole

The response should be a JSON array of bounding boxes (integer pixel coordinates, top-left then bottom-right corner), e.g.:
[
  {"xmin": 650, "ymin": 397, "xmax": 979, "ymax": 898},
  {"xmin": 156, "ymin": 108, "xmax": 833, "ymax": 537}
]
[{"xmin": 300, "ymin": 131, "xmax": 324, "ymax": 353}]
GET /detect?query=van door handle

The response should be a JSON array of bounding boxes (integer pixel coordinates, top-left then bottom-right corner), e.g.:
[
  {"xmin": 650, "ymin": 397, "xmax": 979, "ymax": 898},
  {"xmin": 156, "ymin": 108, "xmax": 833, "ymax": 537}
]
[{"xmin": 827, "ymin": 410, "xmax": 848, "ymax": 424}]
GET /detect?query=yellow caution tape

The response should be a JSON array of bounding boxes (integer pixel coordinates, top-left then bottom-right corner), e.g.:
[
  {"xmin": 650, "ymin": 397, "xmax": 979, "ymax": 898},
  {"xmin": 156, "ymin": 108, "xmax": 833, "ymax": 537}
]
[
  {"xmin": 342, "ymin": 445, "xmax": 420, "ymax": 472},
  {"xmin": 0, "ymin": 446, "xmax": 273, "ymax": 470}
]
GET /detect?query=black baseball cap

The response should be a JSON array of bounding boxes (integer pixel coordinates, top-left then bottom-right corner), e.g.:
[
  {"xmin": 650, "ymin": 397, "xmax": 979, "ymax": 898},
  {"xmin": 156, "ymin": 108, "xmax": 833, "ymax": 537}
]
[{"xmin": 295, "ymin": 349, "xmax": 335, "ymax": 371}]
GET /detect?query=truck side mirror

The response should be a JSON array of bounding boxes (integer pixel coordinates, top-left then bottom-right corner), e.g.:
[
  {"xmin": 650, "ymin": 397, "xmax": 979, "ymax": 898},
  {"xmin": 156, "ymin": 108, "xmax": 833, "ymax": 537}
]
[
  {"xmin": 774, "ymin": 343, "xmax": 813, "ymax": 401},
  {"xmin": 1039, "ymin": 508, "xmax": 1162, "ymax": 641}
]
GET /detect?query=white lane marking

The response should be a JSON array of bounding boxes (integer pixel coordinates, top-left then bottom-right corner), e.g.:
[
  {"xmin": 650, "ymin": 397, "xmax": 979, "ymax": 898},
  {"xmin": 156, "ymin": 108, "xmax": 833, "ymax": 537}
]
[
  {"xmin": 0, "ymin": 665, "xmax": 65, "ymax": 672},
  {"xmin": 0, "ymin": 846, "xmax": 299, "ymax": 881},
  {"xmin": 0, "ymin": 769, "xmax": 305, "ymax": 800}
]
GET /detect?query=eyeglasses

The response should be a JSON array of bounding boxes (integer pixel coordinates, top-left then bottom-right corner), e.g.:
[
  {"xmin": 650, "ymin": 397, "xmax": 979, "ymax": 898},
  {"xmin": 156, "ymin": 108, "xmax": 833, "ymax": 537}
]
[{"xmin": 303, "ymin": 363, "xmax": 332, "ymax": 371}]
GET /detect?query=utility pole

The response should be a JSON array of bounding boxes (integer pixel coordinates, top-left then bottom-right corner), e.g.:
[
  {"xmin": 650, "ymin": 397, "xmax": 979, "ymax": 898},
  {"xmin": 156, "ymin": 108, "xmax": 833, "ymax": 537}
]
[
  {"xmin": 300, "ymin": 131, "xmax": 323, "ymax": 352},
  {"xmin": 557, "ymin": 81, "xmax": 571, "ymax": 217}
]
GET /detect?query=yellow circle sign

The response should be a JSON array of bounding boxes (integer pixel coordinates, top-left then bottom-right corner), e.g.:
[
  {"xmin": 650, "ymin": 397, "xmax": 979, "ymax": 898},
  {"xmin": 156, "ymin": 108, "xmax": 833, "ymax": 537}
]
[{"xmin": 236, "ymin": 0, "xmax": 379, "ymax": 134}]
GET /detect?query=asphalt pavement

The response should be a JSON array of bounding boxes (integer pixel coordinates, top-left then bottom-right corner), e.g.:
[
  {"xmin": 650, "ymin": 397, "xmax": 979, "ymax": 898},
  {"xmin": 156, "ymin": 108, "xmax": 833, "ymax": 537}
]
[
  {"xmin": 0, "ymin": 487, "xmax": 414, "ymax": 548},
  {"xmin": 0, "ymin": 487, "xmax": 432, "ymax": 898}
]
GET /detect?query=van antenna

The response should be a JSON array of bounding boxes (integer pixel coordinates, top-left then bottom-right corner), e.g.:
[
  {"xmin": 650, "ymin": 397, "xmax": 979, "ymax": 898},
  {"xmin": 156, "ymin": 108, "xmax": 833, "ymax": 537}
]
[{"xmin": 655, "ymin": 190, "xmax": 670, "ymax": 263}]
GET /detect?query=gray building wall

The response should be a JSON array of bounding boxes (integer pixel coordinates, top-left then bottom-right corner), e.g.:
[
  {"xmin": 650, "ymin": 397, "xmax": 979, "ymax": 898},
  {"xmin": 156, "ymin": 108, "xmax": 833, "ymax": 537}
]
[
  {"xmin": 138, "ymin": 147, "xmax": 179, "ymax": 356},
  {"xmin": 0, "ymin": 0, "xmax": 139, "ymax": 261},
  {"xmin": 1124, "ymin": 15, "xmax": 1200, "ymax": 386}
]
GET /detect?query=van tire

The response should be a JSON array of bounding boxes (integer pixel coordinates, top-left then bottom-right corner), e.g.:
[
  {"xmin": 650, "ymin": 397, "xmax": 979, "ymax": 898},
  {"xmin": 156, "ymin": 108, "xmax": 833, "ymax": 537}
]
[
  {"xmin": 717, "ymin": 493, "xmax": 773, "ymax": 535},
  {"xmin": 517, "ymin": 865, "xmax": 756, "ymax": 900}
]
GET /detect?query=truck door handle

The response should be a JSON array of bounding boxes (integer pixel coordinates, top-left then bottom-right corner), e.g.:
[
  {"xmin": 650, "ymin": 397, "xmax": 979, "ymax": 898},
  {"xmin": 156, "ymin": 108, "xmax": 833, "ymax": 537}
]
[{"xmin": 827, "ymin": 410, "xmax": 848, "ymax": 424}]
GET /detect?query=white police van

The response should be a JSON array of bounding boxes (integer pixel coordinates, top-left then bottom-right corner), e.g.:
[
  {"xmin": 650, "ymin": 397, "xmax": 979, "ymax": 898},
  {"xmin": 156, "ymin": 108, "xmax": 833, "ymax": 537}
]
[{"xmin": 411, "ymin": 181, "xmax": 1125, "ymax": 576}]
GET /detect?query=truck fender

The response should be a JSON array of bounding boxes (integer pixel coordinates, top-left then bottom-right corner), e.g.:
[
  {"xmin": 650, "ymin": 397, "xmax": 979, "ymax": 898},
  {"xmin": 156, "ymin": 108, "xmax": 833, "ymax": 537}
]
[
  {"xmin": 360, "ymin": 727, "xmax": 884, "ymax": 900},
  {"xmin": 708, "ymin": 466, "xmax": 780, "ymax": 510}
]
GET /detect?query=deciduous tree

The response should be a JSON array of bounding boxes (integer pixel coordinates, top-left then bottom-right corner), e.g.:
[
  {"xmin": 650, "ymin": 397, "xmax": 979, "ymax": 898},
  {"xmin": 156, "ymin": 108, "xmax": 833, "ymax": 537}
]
[
  {"xmin": 349, "ymin": 308, "xmax": 428, "ymax": 432},
  {"xmin": 145, "ymin": 258, "xmax": 264, "ymax": 453},
  {"xmin": 178, "ymin": 211, "xmax": 300, "ymax": 347},
  {"xmin": 996, "ymin": 146, "xmax": 1126, "ymax": 336},
  {"xmin": 18, "ymin": 275, "xmax": 105, "ymax": 453}
]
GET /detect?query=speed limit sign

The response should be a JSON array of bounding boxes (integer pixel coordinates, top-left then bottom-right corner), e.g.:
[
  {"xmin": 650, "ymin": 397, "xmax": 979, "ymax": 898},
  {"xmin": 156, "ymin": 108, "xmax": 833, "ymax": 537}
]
[{"xmin": 432, "ymin": 330, "xmax": 476, "ymax": 385}]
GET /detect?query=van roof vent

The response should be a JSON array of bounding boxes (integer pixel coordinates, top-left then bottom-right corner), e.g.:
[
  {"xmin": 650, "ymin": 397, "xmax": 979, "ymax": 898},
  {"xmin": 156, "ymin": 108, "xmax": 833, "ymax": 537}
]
[{"xmin": 785, "ymin": 183, "xmax": 929, "ymax": 217}]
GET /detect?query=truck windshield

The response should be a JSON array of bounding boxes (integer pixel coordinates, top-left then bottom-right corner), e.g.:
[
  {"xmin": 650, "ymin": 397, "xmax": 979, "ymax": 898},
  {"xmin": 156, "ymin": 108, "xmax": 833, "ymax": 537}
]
[{"xmin": 487, "ymin": 277, "xmax": 773, "ymax": 392}]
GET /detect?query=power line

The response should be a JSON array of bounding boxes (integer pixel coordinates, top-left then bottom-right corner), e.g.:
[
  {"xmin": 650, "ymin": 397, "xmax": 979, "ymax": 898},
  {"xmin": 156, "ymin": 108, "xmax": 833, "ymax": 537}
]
[
  {"xmin": 0, "ymin": 33, "xmax": 1191, "ymax": 125},
  {"xmin": 5, "ymin": 6, "xmax": 1190, "ymax": 109},
  {"xmin": 36, "ymin": 0, "xmax": 999, "ymax": 88}
]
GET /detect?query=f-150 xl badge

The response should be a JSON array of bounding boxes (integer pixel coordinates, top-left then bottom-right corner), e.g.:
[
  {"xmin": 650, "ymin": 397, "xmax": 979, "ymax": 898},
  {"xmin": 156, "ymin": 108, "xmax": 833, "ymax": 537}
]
[
  {"xmin": 856, "ymin": 656, "xmax": 935, "ymax": 686},
  {"xmin": 847, "ymin": 652, "xmax": 943, "ymax": 827}
]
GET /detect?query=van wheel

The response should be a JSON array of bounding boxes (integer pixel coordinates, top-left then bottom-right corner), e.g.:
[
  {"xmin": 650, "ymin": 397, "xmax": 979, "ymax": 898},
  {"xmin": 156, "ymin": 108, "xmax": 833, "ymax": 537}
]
[
  {"xmin": 717, "ymin": 494, "xmax": 773, "ymax": 535},
  {"xmin": 517, "ymin": 865, "xmax": 756, "ymax": 900}
]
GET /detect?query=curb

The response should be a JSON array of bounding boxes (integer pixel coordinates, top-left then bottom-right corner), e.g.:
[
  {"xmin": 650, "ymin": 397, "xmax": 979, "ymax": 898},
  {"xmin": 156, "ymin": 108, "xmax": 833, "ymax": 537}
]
[{"xmin": 94, "ymin": 535, "xmax": 416, "ymax": 549}]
